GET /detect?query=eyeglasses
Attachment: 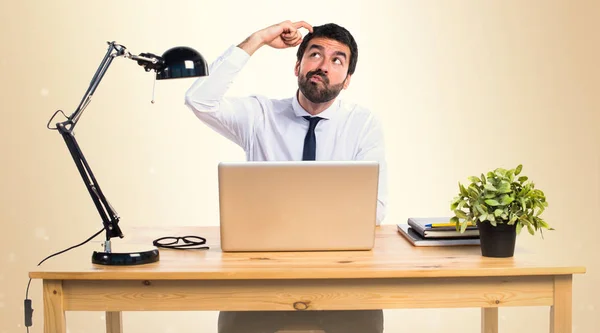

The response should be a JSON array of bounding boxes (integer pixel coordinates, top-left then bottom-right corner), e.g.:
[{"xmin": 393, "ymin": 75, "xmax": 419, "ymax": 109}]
[{"xmin": 152, "ymin": 236, "xmax": 209, "ymax": 250}]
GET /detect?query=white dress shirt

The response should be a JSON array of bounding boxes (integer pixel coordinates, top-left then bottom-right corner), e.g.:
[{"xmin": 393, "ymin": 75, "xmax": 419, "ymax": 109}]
[{"xmin": 184, "ymin": 45, "xmax": 388, "ymax": 224}]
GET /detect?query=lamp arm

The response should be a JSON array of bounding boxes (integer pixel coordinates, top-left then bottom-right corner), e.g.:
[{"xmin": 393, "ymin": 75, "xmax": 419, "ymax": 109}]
[
  {"xmin": 67, "ymin": 42, "xmax": 165, "ymax": 129},
  {"xmin": 69, "ymin": 42, "xmax": 126, "ymax": 129},
  {"xmin": 56, "ymin": 123, "xmax": 123, "ymax": 241},
  {"xmin": 50, "ymin": 41, "xmax": 130, "ymax": 243}
]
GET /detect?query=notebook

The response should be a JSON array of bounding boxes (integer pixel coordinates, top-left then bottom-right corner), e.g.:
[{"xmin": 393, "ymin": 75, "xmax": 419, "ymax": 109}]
[
  {"xmin": 397, "ymin": 224, "xmax": 480, "ymax": 246},
  {"xmin": 407, "ymin": 217, "xmax": 479, "ymax": 238}
]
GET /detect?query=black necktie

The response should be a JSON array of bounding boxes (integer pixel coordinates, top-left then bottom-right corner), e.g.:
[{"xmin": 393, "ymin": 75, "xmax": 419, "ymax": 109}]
[{"xmin": 302, "ymin": 116, "xmax": 323, "ymax": 161}]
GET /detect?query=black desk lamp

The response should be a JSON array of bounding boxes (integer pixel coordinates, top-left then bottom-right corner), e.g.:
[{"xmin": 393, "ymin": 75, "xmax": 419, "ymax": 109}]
[{"xmin": 46, "ymin": 41, "xmax": 208, "ymax": 265}]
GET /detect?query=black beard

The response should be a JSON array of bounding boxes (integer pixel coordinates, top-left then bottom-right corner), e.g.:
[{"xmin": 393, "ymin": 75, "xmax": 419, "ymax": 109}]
[{"xmin": 298, "ymin": 70, "xmax": 345, "ymax": 104}]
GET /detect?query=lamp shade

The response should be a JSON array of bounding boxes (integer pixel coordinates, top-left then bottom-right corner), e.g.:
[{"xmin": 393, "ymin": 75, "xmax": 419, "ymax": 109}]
[{"xmin": 157, "ymin": 46, "xmax": 208, "ymax": 80}]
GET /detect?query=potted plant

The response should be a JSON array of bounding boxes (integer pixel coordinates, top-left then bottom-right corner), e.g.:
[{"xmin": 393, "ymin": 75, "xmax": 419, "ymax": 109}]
[{"xmin": 450, "ymin": 164, "xmax": 552, "ymax": 257}]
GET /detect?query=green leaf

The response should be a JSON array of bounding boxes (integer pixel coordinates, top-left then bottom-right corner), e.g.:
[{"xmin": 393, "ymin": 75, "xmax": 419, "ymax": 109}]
[
  {"xmin": 460, "ymin": 221, "xmax": 469, "ymax": 233},
  {"xmin": 475, "ymin": 204, "xmax": 486, "ymax": 215},
  {"xmin": 515, "ymin": 164, "xmax": 523, "ymax": 175},
  {"xmin": 518, "ymin": 176, "xmax": 528, "ymax": 183},
  {"xmin": 468, "ymin": 176, "xmax": 481, "ymax": 184},
  {"xmin": 494, "ymin": 209, "xmax": 504, "ymax": 217},
  {"xmin": 500, "ymin": 195, "xmax": 515, "ymax": 205},
  {"xmin": 506, "ymin": 168, "xmax": 515, "ymax": 180},
  {"xmin": 454, "ymin": 210, "xmax": 467, "ymax": 219},
  {"xmin": 484, "ymin": 183, "xmax": 498, "ymax": 192},
  {"xmin": 459, "ymin": 183, "xmax": 468, "ymax": 197},
  {"xmin": 538, "ymin": 219, "xmax": 550, "ymax": 229},
  {"xmin": 450, "ymin": 199, "xmax": 459, "ymax": 211},
  {"xmin": 527, "ymin": 223, "xmax": 535, "ymax": 235},
  {"xmin": 522, "ymin": 183, "xmax": 532, "ymax": 196},
  {"xmin": 497, "ymin": 181, "xmax": 511, "ymax": 193},
  {"xmin": 494, "ymin": 168, "xmax": 508, "ymax": 179},
  {"xmin": 535, "ymin": 204, "xmax": 546, "ymax": 216},
  {"xmin": 485, "ymin": 199, "xmax": 500, "ymax": 206},
  {"xmin": 516, "ymin": 222, "xmax": 523, "ymax": 234},
  {"xmin": 467, "ymin": 187, "xmax": 479, "ymax": 199},
  {"xmin": 481, "ymin": 173, "xmax": 486, "ymax": 184}
]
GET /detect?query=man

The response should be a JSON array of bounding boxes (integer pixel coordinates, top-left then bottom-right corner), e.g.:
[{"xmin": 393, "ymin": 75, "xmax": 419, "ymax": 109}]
[{"xmin": 185, "ymin": 20, "xmax": 387, "ymax": 333}]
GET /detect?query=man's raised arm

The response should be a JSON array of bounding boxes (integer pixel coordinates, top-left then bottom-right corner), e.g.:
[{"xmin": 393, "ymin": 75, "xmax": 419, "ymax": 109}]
[
  {"xmin": 237, "ymin": 20, "xmax": 313, "ymax": 55},
  {"xmin": 183, "ymin": 21, "xmax": 312, "ymax": 149}
]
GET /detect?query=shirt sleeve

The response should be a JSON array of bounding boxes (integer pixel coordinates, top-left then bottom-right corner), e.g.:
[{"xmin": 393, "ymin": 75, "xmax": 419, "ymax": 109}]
[
  {"xmin": 355, "ymin": 113, "xmax": 388, "ymax": 225},
  {"xmin": 184, "ymin": 45, "xmax": 264, "ymax": 151}
]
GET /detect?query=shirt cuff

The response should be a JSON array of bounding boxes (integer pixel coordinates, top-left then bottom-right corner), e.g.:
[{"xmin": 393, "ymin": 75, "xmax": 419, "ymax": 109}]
[{"xmin": 223, "ymin": 44, "xmax": 251, "ymax": 68}]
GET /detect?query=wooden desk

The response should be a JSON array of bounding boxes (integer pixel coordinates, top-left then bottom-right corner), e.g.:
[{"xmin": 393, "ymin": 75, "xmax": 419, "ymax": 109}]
[{"xmin": 29, "ymin": 225, "xmax": 585, "ymax": 333}]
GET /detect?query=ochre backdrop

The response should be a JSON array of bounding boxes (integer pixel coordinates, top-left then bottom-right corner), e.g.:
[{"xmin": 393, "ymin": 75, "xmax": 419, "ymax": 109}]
[{"xmin": 1, "ymin": 1, "xmax": 598, "ymax": 332}]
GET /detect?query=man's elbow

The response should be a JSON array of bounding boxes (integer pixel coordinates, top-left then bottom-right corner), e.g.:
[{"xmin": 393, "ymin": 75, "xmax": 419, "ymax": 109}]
[
  {"xmin": 184, "ymin": 85, "xmax": 202, "ymax": 108},
  {"xmin": 184, "ymin": 90, "xmax": 219, "ymax": 113},
  {"xmin": 184, "ymin": 91, "xmax": 194, "ymax": 108}
]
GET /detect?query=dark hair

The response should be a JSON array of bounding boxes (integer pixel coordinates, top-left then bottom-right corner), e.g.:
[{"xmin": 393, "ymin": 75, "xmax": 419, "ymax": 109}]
[{"xmin": 296, "ymin": 23, "xmax": 358, "ymax": 75}]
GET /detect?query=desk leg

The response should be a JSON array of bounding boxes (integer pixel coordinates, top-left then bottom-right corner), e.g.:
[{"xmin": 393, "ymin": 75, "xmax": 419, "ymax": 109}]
[
  {"xmin": 43, "ymin": 280, "xmax": 66, "ymax": 333},
  {"xmin": 550, "ymin": 275, "xmax": 572, "ymax": 333},
  {"xmin": 481, "ymin": 308, "xmax": 498, "ymax": 333},
  {"xmin": 106, "ymin": 312, "xmax": 123, "ymax": 333}
]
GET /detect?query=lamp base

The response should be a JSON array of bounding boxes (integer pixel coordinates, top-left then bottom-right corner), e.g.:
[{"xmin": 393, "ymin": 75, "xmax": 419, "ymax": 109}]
[{"xmin": 92, "ymin": 244, "xmax": 159, "ymax": 265}]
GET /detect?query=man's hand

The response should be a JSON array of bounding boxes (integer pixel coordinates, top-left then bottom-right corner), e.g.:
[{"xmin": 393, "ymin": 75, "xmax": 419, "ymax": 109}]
[
  {"xmin": 238, "ymin": 20, "xmax": 313, "ymax": 56},
  {"xmin": 260, "ymin": 20, "xmax": 313, "ymax": 49}
]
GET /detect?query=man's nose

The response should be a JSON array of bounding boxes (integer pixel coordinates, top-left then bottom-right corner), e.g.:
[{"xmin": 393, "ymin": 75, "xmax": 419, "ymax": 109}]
[{"xmin": 317, "ymin": 60, "xmax": 330, "ymax": 74}]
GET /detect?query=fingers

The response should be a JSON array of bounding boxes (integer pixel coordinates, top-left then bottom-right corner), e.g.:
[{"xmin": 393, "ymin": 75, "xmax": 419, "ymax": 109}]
[
  {"xmin": 281, "ymin": 31, "xmax": 302, "ymax": 47},
  {"xmin": 279, "ymin": 20, "xmax": 312, "ymax": 36},
  {"xmin": 280, "ymin": 20, "xmax": 310, "ymax": 47},
  {"xmin": 261, "ymin": 20, "xmax": 312, "ymax": 49},
  {"xmin": 292, "ymin": 20, "xmax": 313, "ymax": 33},
  {"xmin": 289, "ymin": 38, "xmax": 303, "ymax": 47}
]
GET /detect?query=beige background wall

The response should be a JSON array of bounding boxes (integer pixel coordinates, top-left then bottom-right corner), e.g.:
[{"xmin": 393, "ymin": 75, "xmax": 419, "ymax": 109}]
[{"xmin": 1, "ymin": 0, "xmax": 598, "ymax": 332}]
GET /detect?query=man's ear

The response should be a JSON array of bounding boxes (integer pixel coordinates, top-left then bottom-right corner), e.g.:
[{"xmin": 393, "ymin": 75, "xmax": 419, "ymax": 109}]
[
  {"xmin": 294, "ymin": 61, "xmax": 300, "ymax": 77},
  {"xmin": 343, "ymin": 74, "xmax": 352, "ymax": 89}
]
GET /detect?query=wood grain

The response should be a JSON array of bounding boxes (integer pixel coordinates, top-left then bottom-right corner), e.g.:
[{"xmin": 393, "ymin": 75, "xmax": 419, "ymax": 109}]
[
  {"xmin": 550, "ymin": 275, "xmax": 573, "ymax": 333},
  {"xmin": 61, "ymin": 276, "xmax": 554, "ymax": 311},
  {"xmin": 43, "ymin": 280, "xmax": 65, "ymax": 333},
  {"xmin": 33, "ymin": 225, "xmax": 584, "ymax": 333},
  {"xmin": 29, "ymin": 225, "xmax": 586, "ymax": 281}
]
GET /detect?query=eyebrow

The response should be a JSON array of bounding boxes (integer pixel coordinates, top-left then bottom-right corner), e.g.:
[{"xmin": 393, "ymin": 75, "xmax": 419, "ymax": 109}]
[{"xmin": 308, "ymin": 44, "xmax": 347, "ymax": 60}]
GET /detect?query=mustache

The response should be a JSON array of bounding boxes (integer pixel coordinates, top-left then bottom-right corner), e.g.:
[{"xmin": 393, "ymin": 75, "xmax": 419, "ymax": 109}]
[{"xmin": 306, "ymin": 70, "xmax": 329, "ymax": 84}]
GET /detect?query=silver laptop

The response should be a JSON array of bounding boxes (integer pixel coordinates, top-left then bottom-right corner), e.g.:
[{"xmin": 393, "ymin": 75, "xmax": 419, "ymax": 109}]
[{"xmin": 217, "ymin": 160, "xmax": 379, "ymax": 252}]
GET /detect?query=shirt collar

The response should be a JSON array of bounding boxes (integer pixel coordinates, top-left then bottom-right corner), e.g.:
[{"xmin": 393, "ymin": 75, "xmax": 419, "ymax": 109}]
[{"xmin": 292, "ymin": 90, "xmax": 339, "ymax": 120}]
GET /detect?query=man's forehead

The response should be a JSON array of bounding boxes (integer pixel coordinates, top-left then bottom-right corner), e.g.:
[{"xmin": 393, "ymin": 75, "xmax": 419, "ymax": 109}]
[{"xmin": 306, "ymin": 37, "xmax": 350, "ymax": 54}]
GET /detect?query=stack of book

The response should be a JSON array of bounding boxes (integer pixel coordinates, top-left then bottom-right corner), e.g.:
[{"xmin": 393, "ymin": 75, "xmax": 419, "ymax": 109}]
[{"xmin": 397, "ymin": 217, "xmax": 480, "ymax": 246}]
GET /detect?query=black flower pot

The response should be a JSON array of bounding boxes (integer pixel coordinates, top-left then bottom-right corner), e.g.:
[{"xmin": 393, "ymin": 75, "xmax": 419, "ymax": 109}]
[{"xmin": 477, "ymin": 221, "xmax": 517, "ymax": 258}]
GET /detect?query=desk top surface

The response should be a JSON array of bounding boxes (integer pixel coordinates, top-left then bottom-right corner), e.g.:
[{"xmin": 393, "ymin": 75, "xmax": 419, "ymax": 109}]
[{"xmin": 29, "ymin": 225, "xmax": 586, "ymax": 280}]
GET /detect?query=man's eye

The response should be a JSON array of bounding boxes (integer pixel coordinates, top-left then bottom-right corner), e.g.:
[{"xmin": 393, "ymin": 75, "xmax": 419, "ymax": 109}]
[
  {"xmin": 310, "ymin": 52, "xmax": 321, "ymax": 58},
  {"xmin": 333, "ymin": 58, "xmax": 342, "ymax": 64}
]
